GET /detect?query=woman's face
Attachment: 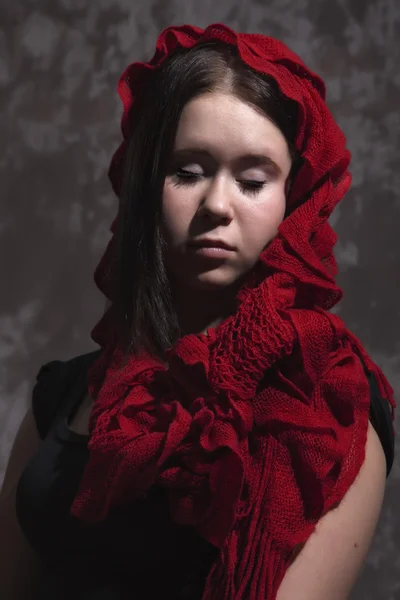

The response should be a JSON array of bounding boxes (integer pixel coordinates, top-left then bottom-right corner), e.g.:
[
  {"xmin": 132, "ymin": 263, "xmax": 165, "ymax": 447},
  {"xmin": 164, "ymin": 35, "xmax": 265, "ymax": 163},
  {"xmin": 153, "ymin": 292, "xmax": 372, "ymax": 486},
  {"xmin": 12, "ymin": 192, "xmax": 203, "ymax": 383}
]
[{"xmin": 162, "ymin": 92, "xmax": 292, "ymax": 292}]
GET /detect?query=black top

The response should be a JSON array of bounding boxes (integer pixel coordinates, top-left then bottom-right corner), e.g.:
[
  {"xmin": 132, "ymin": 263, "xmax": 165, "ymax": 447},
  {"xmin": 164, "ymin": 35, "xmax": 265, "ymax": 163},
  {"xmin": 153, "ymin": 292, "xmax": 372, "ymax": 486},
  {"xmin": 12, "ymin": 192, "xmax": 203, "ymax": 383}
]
[{"xmin": 16, "ymin": 351, "xmax": 395, "ymax": 599}]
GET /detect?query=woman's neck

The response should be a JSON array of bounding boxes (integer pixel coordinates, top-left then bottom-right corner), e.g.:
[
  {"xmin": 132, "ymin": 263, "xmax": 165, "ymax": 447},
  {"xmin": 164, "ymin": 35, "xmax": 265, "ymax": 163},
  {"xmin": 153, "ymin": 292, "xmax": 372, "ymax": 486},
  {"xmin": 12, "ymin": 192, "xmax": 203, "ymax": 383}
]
[{"xmin": 171, "ymin": 285, "xmax": 238, "ymax": 337}]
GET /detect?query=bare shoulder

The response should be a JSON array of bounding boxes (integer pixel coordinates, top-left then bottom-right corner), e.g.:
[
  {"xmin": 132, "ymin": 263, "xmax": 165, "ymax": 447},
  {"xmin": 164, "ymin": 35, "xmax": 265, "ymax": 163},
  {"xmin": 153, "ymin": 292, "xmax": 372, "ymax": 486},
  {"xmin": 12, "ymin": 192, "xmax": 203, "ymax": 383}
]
[
  {"xmin": 276, "ymin": 421, "xmax": 387, "ymax": 600},
  {"xmin": 1, "ymin": 407, "xmax": 41, "ymax": 500},
  {"xmin": 0, "ymin": 407, "xmax": 44, "ymax": 599}
]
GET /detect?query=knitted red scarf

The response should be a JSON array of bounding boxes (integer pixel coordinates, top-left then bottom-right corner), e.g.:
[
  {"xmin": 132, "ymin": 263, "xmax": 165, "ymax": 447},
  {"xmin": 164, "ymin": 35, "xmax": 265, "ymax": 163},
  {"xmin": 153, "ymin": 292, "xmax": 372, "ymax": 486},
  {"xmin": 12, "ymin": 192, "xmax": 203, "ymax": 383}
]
[{"xmin": 71, "ymin": 24, "xmax": 396, "ymax": 600}]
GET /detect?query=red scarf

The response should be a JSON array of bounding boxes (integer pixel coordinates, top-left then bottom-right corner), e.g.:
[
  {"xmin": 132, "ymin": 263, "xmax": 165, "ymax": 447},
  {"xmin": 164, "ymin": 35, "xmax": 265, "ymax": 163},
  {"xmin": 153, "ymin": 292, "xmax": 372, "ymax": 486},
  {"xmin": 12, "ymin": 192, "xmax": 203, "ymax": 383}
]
[{"xmin": 71, "ymin": 24, "xmax": 396, "ymax": 600}]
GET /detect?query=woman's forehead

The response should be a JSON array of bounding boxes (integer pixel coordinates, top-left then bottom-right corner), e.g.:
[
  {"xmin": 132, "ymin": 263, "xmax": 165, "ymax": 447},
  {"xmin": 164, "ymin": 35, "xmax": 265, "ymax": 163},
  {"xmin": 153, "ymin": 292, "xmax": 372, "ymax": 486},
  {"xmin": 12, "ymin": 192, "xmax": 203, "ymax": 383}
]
[{"xmin": 173, "ymin": 92, "xmax": 292, "ymax": 168}]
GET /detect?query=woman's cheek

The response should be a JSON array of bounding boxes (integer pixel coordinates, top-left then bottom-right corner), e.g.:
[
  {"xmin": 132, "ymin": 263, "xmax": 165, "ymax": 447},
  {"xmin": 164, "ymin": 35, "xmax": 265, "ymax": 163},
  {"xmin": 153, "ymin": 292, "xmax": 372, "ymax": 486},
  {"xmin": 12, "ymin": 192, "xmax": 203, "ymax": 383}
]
[
  {"xmin": 242, "ymin": 191, "xmax": 286, "ymax": 253},
  {"xmin": 161, "ymin": 185, "xmax": 191, "ymax": 246}
]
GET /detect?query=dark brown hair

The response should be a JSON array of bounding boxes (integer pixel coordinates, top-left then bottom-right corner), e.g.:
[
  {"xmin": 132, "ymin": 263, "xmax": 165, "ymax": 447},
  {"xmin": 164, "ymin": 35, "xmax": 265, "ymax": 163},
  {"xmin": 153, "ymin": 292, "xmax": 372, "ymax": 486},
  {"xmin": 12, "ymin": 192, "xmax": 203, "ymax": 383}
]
[{"xmin": 113, "ymin": 42, "xmax": 300, "ymax": 358}]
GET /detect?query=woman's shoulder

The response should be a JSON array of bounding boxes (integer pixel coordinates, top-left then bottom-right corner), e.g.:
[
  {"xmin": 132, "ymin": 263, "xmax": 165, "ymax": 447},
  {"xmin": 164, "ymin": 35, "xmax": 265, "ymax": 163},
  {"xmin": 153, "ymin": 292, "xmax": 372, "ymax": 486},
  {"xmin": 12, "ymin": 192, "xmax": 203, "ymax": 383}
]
[
  {"xmin": 32, "ymin": 349, "xmax": 102, "ymax": 439},
  {"xmin": 367, "ymin": 368, "xmax": 395, "ymax": 477},
  {"xmin": 275, "ymin": 343, "xmax": 395, "ymax": 477}
]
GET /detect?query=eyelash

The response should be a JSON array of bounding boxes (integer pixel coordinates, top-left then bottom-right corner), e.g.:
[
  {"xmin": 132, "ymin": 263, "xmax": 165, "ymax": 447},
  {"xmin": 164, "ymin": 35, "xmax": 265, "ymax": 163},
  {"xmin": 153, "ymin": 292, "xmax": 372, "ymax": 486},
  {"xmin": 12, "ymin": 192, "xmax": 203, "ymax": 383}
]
[{"xmin": 172, "ymin": 169, "xmax": 267, "ymax": 196}]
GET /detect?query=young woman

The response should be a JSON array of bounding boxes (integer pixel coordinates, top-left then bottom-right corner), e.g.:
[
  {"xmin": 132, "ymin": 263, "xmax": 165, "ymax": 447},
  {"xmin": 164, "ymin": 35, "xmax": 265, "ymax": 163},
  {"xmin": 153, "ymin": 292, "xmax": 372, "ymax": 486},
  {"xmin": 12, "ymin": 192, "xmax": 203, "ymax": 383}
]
[{"xmin": 0, "ymin": 23, "xmax": 395, "ymax": 600}]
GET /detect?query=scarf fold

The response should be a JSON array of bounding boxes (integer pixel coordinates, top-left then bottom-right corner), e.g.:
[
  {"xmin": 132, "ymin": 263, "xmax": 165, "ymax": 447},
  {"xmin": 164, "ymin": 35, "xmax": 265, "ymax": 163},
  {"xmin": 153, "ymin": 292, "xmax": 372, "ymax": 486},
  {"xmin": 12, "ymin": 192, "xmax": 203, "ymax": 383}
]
[{"xmin": 70, "ymin": 23, "xmax": 396, "ymax": 600}]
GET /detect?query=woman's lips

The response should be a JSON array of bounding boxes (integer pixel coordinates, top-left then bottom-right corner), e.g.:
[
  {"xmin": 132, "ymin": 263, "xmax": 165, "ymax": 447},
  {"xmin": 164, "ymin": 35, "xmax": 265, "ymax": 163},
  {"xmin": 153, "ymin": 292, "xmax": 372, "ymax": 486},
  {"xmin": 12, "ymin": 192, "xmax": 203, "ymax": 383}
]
[
  {"xmin": 187, "ymin": 239, "xmax": 235, "ymax": 259},
  {"xmin": 191, "ymin": 246, "xmax": 234, "ymax": 258}
]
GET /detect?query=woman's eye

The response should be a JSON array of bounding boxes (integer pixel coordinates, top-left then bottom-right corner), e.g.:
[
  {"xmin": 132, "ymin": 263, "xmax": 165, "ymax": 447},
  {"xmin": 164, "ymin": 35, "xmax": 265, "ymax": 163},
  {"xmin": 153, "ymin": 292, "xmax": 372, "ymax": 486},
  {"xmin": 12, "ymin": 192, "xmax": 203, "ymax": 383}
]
[
  {"xmin": 171, "ymin": 170, "xmax": 267, "ymax": 194},
  {"xmin": 173, "ymin": 168, "xmax": 202, "ymax": 186},
  {"xmin": 237, "ymin": 180, "xmax": 267, "ymax": 195}
]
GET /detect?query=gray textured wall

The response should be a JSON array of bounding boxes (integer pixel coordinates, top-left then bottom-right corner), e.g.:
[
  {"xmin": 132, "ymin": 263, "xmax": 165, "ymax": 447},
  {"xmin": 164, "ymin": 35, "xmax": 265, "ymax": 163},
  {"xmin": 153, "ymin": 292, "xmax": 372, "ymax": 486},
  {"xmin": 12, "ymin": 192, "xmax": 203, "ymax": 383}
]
[{"xmin": 1, "ymin": 1, "xmax": 399, "ymax": 598}]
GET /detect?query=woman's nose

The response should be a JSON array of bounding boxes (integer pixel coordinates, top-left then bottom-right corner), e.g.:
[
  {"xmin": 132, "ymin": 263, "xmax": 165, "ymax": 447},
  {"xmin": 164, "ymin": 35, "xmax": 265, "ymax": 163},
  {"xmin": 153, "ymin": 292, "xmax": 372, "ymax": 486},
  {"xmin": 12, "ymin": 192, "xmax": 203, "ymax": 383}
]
[{"xmin": 199, "ymin": 177, "xmax": 234, "ymax": 222}]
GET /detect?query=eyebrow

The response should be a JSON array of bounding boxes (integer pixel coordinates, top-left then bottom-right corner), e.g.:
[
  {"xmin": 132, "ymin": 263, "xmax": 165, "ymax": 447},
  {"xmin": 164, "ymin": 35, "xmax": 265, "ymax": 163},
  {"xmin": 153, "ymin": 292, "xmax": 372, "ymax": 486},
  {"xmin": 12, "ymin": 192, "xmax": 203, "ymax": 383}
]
[{"xmin": 170, "ymin": 148, "xmax": 282, "ymax": 174}]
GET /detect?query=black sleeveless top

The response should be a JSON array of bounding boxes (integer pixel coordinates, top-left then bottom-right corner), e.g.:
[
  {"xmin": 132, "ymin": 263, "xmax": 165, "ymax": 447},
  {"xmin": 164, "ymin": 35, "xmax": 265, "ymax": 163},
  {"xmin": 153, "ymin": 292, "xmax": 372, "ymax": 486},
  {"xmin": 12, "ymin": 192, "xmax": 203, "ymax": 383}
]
[{"xmin": 16, "ymin": 350, "xmax": 395, "ymax": 600}]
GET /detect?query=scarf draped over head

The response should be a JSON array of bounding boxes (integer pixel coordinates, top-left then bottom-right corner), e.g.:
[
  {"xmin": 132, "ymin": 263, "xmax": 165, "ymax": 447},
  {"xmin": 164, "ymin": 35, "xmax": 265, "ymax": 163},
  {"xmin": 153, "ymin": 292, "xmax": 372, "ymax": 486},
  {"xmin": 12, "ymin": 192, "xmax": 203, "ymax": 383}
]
[{"xmin": 71, "ymin": 23, "xmax": 396, "ymax": 600}]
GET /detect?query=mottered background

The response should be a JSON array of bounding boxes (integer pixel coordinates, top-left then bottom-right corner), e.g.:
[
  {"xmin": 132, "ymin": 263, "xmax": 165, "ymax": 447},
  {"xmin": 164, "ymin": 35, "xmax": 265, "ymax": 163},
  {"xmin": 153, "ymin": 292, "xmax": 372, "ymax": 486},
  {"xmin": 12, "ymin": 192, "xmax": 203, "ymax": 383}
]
[{"xmin": 0, "ymin": 1, "xmax": 399, "ymax": 598}]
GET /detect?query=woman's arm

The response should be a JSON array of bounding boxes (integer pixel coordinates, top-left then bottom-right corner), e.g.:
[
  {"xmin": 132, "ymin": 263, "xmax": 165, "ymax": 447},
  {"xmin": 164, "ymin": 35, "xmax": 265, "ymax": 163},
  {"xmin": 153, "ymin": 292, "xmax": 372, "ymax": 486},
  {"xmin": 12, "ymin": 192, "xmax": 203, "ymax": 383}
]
[
  {"xmin": 0, "ymin": 408, "xmax": 45, "ymax": 599},
  {"xmin": 276, "ymin": 420, "xmax": 387, "ymax": 600}
]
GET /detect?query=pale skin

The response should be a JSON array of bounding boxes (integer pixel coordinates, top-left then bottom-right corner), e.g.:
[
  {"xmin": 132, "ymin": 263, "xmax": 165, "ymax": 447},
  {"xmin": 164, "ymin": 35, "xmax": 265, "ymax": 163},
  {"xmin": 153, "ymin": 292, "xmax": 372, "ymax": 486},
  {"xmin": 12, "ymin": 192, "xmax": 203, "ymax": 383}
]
[
  {"xmin": 162, "ymin": 92, "xmax": 291, "ymax": 335},
  {"xmin": 0, "ymin": 91, "xmax": 388, "ymax": 598}
]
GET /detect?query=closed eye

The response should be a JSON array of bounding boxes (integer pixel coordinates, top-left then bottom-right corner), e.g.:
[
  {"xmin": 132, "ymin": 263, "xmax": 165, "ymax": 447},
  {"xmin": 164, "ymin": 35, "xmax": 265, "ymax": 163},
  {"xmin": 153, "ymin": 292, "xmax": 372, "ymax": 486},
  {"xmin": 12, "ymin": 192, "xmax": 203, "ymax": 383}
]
[
  {"xmin": 172, "ymin": 170, "xmax": 267, "ymax": 196},
  {"xmin": 237, "ymin": 180, "xmax": 267, "ymax": 196},
  {"xmin": 172, "ymin": 169, "xmax": 202, "ymax": 186}
]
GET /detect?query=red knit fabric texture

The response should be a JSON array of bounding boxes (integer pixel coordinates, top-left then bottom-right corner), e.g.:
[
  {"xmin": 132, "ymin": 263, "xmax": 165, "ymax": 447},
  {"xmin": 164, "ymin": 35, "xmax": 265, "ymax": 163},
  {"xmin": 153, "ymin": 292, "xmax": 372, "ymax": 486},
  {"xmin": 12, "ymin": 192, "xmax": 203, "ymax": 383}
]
[{"xmin": 71, "ymin": 23, "xmax": 396, "ymax": 600}]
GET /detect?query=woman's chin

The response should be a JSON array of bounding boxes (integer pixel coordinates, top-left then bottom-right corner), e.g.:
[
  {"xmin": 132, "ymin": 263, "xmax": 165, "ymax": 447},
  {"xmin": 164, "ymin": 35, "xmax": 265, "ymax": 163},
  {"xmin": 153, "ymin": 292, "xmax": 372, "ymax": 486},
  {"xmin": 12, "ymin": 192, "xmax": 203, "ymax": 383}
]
[{"xmin": 186, "ymin": 270, "xmax": 241, "ymax": 292}]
